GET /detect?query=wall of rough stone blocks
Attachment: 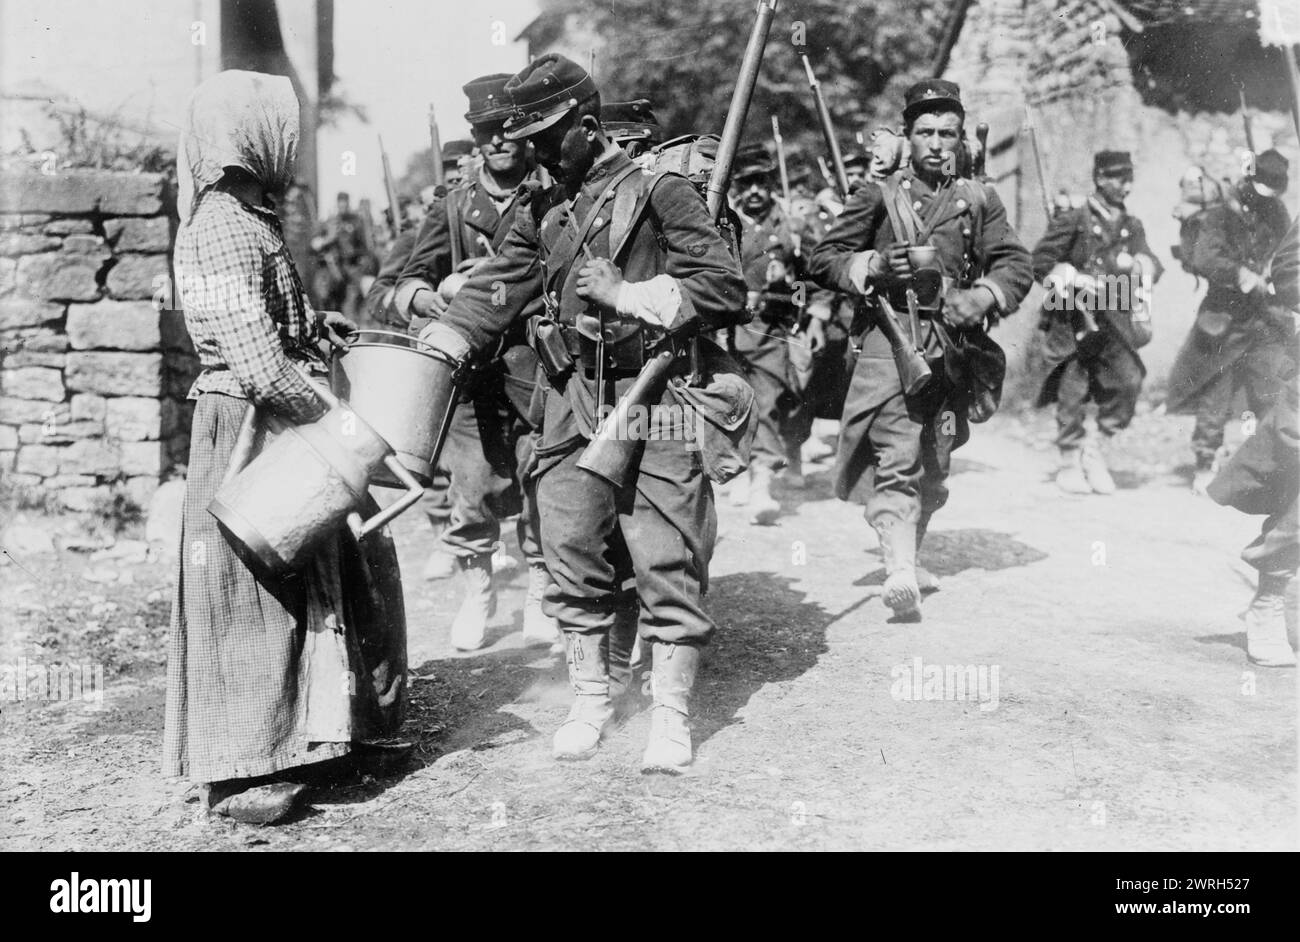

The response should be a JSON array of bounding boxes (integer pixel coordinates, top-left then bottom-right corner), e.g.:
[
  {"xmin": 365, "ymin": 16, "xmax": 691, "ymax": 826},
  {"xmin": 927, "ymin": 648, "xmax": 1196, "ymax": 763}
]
[{"xmin": 0, "ymin": 170, "xmax": 198, "ymax": 513}]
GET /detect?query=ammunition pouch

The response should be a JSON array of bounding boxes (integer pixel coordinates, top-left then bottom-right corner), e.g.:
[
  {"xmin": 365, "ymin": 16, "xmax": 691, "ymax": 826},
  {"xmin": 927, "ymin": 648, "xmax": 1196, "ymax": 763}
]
[{"xmin": 528, "ymin": 316, "xmax": 575, "ymax": 383}]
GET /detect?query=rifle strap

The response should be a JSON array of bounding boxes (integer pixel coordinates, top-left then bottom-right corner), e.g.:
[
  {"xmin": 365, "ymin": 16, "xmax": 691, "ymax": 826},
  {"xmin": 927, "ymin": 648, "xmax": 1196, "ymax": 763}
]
[{"xmin": 445, "ymin": 186, "xmax": 467, "ymax": 269}]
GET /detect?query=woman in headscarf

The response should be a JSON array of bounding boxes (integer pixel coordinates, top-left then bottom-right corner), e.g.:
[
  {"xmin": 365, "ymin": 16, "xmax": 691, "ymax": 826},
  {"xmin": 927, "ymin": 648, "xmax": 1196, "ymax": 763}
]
[{"xmin": 165, "ymin": 71, "xmax": 407, "ymax": 824}]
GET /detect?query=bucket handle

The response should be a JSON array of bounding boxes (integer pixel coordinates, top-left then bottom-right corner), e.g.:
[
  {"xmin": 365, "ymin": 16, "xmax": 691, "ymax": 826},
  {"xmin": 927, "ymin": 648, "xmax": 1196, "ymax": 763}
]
[
  {"xmin": 285, "ymin": 365, "xmax": 425, "ymax": 539},
  {"xmin": 338, "ymin": 328, "xmax": 441, "ymax": 355}
]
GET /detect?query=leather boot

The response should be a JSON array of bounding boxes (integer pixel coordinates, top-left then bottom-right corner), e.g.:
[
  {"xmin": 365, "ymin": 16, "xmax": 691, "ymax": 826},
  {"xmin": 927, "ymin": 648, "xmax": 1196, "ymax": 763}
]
[
  {"xmin": 1081, "ymin": 435, "xmax": 1116, "ymax": 495},
  {"xmin": 915, "ymin": 513, "xmax": 940, "ymax": 595},
  {"xmin": 606, "ymin": 598, "xmax": 641, "ymax": 704},
  {"xmin": 1056, "ymin": 446, "xmax": 1092, "ymax": 495},
  {"xmin": 553, "ymin": 630, "xmax": 614, "ymax": 760},
  {"xmin": 449, "ymin": 553, "xmax": 495, "ymax": 651},
  {"xmin": 1245, "ymin": 573, "xmax": 1297, "ymax": 668},
  {"xmin": 422, "ymin": 522, "xmax": 455, "ymax": 581},
  {"xmin": 521, "ymin": 561, "xmax": 560, "ymax": 648},
  {"xmin": 641, "ymin": 642, "xmax": 700, "ymax": 774},
  {"xmin": 748, "ymin": 464, "xmax": 781, "ymax": 526},
  {"xmin": 783, "ymin": 440, "xmax": 807, "ymax": 489},
  {"xmin": 876, "ymin": 517, "xmax": 921, "ymax": 621}
]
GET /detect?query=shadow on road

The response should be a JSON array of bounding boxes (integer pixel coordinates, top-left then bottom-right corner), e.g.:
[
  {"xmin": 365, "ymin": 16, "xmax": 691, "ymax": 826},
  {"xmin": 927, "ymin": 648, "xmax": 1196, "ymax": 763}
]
[
  {"xmin": 852, "ymin": 527, "xmax": 1048, "ymax": 585},
  {"xmin": 693, "ymin": 572, "xmax": 847, "ymax": 750}
]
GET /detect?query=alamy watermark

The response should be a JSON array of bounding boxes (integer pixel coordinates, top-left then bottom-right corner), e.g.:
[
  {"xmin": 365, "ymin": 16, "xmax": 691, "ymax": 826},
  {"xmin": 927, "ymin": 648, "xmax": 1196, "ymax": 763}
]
[
  {"xmin": 1, "ymin": 659, "xmax": 105, "ymax": 710},
  {"xmin": 890, "ymin": 657, "xmax": 1000, "ymax": 712}
]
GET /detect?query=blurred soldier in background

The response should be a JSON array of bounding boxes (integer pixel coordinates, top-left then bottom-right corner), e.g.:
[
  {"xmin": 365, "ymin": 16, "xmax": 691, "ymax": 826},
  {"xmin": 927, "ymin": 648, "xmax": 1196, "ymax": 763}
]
[
  {"xmin": 394, "ymin": 74, "xmax": 554, "ymax": 651},
  {"xmin": 729, "ymin": 143, "xmax": 830, "ymax": 523},
  {"xmin": 441, "ymin": 139, "xmax": 476, "ymax": 189},
  {"xmin": 1032, "ymin": 150, "xmax": 1163, "ymax": 495},
  {"xmin": 1166, "ymin": 149, "xmax": 1293, "ymax": 494},
  {"xmin": 311, "ymin": 190, "xmax": 375, "ymax": 318}
]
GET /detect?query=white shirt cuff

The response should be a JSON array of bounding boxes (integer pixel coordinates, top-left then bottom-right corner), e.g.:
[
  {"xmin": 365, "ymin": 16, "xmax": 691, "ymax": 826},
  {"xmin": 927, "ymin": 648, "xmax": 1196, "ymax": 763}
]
[{"xmin": 615, "ymin": 275, "xmax": 682, "ymax": 328}]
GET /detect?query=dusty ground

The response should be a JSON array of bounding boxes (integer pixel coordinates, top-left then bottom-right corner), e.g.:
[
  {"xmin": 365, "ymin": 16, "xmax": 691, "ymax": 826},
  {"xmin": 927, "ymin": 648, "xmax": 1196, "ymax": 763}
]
[{"xmin": 2, "ymin": 405, "xmax": 1296, "ymax": 851}]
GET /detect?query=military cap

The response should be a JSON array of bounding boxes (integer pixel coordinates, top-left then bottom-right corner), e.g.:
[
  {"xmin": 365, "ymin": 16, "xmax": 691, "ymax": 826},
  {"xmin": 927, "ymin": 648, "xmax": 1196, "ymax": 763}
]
[
  {"xmin": 1252, "ymin": 148, "xmax": 1290, "ymax": 194},
  {"xmin": 843, "ymin": 150, "xmax": 870, "ymax": 169},
  {"xmin": 503, "ymin": 53, "xmax": 598, "ymax": 140},
  {"xmin": 903, "ymin": 78, "xmax": 964, "ymax": 122},
  {"xmin": 600, "ymin": 99, "xmax": 662, "ymax": 146},
  {"xmin": 441, "ymin": 139, "xmax": 475, "ymax": 162},
  {"xmin": 1093, "ymin": 150, "xmax": 1133, "ymax": 176},
  {"xmin": 733, "ymin": 142, "xmax": 776, "ymax": 179},
  {"xmin": 463, "ymin": 73, "xmax": 513, "ymax": 125}
]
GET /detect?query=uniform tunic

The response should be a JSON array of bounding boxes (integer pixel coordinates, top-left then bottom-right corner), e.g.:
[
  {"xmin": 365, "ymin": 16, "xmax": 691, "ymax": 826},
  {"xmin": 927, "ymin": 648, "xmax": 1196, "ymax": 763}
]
[
  {"xmin": 438, "ymin": 148, "xmax": 747, "ymax": 642},
  {"xmin": 807, "ymin": 168, "xmax": 1032, "ymax": 528},
  {"xmin": 1031, "ymin": 196, "xmax": 1163, "ymax": 447}
]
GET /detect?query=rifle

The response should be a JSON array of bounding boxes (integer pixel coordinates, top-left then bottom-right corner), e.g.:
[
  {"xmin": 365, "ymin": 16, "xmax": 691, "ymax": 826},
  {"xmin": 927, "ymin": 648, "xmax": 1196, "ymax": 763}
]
[
  {"xmin": 1022, "ymin": 103, "xmax": 1053, "ymax": 221},
  {"xmin": 801, "ymin": 52, "xmax": 850, "ymax": 199},
  {"xmin": 771, "ymin": 114, "xmax": 800, "ymax": 257},
  {"xmin": 581, "ymin": 0, "xmax": 779, "ymax": 486},
  {"xmin": 974, "ymin": 122, "xmax": 989, "ymax": 180},
  {"xmin": 428, "ymin": 104, "xmax": 446, "ymax": 187},
  {"xmin": 1236, "ymin": 80, "xmax": 1256, "ymax": 153},
  {"xmin": 705, "ymin": 0, "xmax": 779, "ymax": 220},
  {"xmin": 379, "ymin": 134, "xmax": 402, "ymax": 239}
]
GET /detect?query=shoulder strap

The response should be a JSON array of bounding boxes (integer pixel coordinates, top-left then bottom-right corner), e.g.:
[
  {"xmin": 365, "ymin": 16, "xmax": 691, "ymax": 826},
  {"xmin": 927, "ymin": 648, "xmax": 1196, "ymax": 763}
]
[
  {"xmin": 880, "ymin": 177, "xmax": 920, "ymax": 245},
  {"xmin": 543, "ymin": 162, "xmax": 641, "ymax": 296}
]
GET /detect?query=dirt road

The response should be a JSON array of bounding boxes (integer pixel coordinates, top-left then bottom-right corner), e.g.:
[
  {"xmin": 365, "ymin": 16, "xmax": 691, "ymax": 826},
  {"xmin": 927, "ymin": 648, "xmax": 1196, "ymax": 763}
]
[{"xmin": 2, "ymin": 407, "xmax": 1295, "ymax": 851}]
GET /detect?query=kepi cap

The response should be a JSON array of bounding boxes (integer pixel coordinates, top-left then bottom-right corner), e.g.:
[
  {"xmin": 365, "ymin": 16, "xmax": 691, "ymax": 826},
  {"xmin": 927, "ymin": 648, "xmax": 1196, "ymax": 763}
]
[
  {"xmin": 1094, "ymin": 150, "xmax": 1133, "ymax": 176},
  {"xmin": 463, "ymin": 73, "xmax": 513, "ymax": 125},
  {"xmin": 503, "ymin": 53, "xmax": 598, "ymax": 140},
  {"xmin": 903, "ymin": 78, "xmax": 964, "ymax": 123},
  {"xmin": 600, "ymin": 99, "xmax": 662, "ymax": 146}
]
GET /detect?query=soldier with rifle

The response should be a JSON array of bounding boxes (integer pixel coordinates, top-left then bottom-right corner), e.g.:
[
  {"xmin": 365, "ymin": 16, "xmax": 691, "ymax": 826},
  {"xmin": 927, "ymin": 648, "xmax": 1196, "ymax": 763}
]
[
  {"xmin": 728, "ymin": 143, "xmax": 831, "ymax": 521},
  {"xmin": 391, "ymin": 73, "xmax": 555, "ymax": 651},
  {"xmin": 1166, "ymin": 149, "xmax": 1294, "ymax": 494},
  {"xmin": 415, "ymin": 52, "xmax": 749, "ymax": 772},
  {"xmin": 311, "ymin": 190, "xmax": 375, "ymax": 319},
  {"xmin": 1032, "ymin": 150, "xmax": 1164, "ymax": 496},
  {"xmin": 808, "ymin": 79, "xmax": 1033, "ymax": 622}
]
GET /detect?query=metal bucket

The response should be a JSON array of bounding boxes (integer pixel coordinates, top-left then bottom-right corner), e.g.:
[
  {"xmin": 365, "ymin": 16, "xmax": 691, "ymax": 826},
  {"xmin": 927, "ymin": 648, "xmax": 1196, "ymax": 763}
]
[
  {"xmin": 208, "ymin": 371, "xmax": 425, "ymax": 578},
  {"xmin": 330, "ymin": 329, "xmax": 461, "ymax": 487}
]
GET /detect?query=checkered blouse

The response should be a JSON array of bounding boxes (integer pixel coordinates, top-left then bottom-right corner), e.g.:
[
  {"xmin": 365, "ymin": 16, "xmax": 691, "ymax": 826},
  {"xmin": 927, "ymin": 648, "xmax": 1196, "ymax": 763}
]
[{"xmin": 174, "ymin": 188, "xmax": 326, "ymax": 424}]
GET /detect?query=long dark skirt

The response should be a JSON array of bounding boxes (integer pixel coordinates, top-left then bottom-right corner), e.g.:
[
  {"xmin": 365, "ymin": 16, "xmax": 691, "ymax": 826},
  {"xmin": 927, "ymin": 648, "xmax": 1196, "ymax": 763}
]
[{"xmin": 163, "ymin": 393, "xmax": 406, "ymax": 783}]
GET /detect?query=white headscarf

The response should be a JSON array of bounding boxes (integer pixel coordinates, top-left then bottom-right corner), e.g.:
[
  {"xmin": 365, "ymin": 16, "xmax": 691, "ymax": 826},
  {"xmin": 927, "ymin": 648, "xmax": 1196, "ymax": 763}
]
[{"xmin": 177, "ymin": 70, "xmax": 300, "ymax": 224}]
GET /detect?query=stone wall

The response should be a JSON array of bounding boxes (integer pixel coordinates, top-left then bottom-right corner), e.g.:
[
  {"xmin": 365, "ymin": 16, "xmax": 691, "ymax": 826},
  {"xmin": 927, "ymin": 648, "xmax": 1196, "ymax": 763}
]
[
  {"xmin": 0, "ymin": 170, "xmax": 197, "ymax": 512},
  {"xmin": 945, "ymin": 0, "xmax": 1300, "ymax": 401}
]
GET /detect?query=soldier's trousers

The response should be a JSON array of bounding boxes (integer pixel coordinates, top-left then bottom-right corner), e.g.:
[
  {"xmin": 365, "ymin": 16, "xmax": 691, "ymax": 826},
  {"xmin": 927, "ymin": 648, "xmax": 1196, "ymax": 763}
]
[
  {"xmin": 1192, "ymin": 343, "xmax": 1285, "ymax": 468},
  {"xmin": 1055, "ymin": 336, "xmax": 1144, "ymax": 448},
  {"xmin": 736, "ymin": 326, "xmax": 811, "ymax": 471},
  {"xmin": 838, "ymin": 352, "xmax": 962, "ymax": 532},
  {"xmin": 534, "ymin": 444, "xmax": 716, "ymax": 644},
  {"xmin": 1243, "ymin": 499, "xmax": 1299, "ymax": 576},
  {"xmin": 438, "ymin": 390, "xmax": 541, "ymax": 562}
]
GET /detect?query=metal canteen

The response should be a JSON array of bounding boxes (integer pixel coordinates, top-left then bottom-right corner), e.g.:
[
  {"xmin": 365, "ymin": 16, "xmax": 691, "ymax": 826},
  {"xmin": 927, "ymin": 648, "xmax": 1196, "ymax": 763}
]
[
  {"xmin": 208, "ymin": 368, "xmax": 425, "ymax": 578},
  {"xmin": 329, "ymin": 329, "xmax": 461, "ymax": 487}
]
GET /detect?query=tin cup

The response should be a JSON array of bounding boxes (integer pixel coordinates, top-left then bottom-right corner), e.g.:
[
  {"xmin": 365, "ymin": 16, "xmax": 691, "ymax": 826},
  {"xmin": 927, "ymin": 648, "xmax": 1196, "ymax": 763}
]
[{"xmin": 907, "ymin": 245, "xmax": 939, "ymax": 270}]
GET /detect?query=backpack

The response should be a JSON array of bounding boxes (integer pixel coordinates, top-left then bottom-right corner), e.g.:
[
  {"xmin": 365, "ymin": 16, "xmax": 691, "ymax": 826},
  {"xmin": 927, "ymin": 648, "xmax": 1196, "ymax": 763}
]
[
  {"xmin": 635, "ymin": 134, "xmax": 742, "ymax": 260},
  {"xmin": 1171, "ymin": 166, "xmax": 1224, "ymax": 279}
]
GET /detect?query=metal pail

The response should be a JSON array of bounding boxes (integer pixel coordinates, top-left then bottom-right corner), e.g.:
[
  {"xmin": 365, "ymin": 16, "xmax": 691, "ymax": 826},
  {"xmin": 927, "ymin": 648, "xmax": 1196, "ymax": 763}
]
[
  {"xmin": 330, "ymin": 329, "xmax": 461, "ymax": 487},
  {"xmin": 208, "ymin": 372, "xmax": 425, "ymax": 577}
]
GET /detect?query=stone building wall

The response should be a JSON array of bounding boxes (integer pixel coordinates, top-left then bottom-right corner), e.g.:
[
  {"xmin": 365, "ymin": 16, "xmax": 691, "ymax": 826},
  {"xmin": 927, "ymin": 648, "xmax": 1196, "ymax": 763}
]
[{"xmin": 0, "ymin": 170, "xmax": 197, "ymax": 513}]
